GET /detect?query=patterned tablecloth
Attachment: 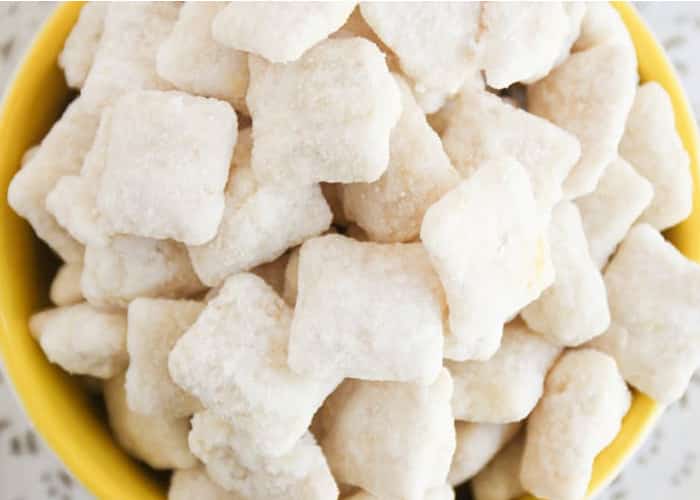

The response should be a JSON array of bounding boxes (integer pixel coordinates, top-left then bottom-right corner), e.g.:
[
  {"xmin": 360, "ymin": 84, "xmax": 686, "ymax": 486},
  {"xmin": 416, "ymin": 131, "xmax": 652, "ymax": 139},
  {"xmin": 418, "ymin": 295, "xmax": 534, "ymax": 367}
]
[{"xmin": 1, "ymin": 3, "xmax": 699, "ymax": 500}]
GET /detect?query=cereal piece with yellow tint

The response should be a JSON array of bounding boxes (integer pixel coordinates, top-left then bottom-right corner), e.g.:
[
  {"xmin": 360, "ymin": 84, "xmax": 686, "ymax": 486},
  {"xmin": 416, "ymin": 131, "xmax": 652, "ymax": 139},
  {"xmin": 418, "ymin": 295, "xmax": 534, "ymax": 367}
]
[
  {"xmin": 169, "ymin": 466, "xmax": 243, "ymax": 500},
  {"xmin": 125, "ymin": 298, "xmax": 204, "ymax": 417},
  {"xmin": 104, "ymin": 374, "xmax": 196, "ymax": 470},
  {"xmin": 342, "ymin": 75, "xmax": 459, "ymax": 243},
  {"xmin": 212, "ymin": 2, "xmax": 356, "ymax": 63},
  {"xmin": 520, "ymin": 349, "xmax": 630, "ymax": 500},
  {"xmin": 318, "ymin": 370, "xmax": 455, "ymax": 500},
  {"xmin": 421, "ymin": 158, "xmax": 554, "ymax": 361},
  {"xmin": 289, "ymin": 235, "xmax": 445, "ymax": 384},
  {"xmin": 49, "ymin": 262, "xmax": 84, "ymax": 306},
  {"xmin": 471, "ymin": 434, "xmax": 526, "ymax": 500},
  {"xmin": 29, "ymin": 303, "xmax": 127, "ymax": 379},
  {"xmin": 247, "ymin": 37, "xmax": 400, "ymax": 186},
  {"xmin": 620, "ymin": 82, "xmax": 692, "ymax": 230},
  {"xmin": 58, "ymin": 2, "xmax": 107, "ymax": 88},
  {"xmin": 521, "ymin": 202, "xmax": 610, "ymax": 346},
  {"xmin": 157, "ymin": 2, "xmax": 249, "ymax": 112}
]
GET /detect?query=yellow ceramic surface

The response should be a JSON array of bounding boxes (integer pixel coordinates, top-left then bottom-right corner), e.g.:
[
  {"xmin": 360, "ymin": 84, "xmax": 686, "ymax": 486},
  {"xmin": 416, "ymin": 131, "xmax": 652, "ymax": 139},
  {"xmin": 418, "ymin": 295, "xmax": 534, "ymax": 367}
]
[{"xmin": 0, "ymin": 3, "xmax": 697, "ymax": 500}]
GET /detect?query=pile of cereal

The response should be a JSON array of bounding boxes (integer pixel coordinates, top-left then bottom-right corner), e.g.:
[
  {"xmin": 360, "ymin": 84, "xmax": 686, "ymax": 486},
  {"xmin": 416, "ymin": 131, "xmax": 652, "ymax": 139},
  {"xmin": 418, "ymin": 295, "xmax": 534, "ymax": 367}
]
[{"xmin": 9, "ymin": 3, "xmax": 700, "ymax": 500}]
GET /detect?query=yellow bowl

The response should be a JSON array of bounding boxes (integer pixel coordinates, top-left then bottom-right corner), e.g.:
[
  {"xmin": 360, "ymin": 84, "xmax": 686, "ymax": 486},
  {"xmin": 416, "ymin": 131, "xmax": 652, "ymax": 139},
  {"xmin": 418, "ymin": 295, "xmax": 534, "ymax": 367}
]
[{"xmin": 0, "ymin": 3, "xmax": 697, "ymax": 500}]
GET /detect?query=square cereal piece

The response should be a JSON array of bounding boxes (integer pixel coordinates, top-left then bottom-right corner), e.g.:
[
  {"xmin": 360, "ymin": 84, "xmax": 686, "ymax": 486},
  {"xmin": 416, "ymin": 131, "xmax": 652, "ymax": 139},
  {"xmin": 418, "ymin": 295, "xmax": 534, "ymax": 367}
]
[
  {"xmin": 288, "ymin": 234, "xmax": 445, "ymax": 384},
  {"xmin": 576, "ymin": 157, "xmax": 653, "ymax": 269},
  {"xmin": 587, "ymin": 225, "xmax": 700, "ymax": 404},
  {"xmin": 521, "ymin": 202, "xmax": 610, "ymax": 346},
  {"xmin": 104, "ymin": 374, "xmax": 196, "ymax": 470},
  {"xmin": 49, "ymin": 262, "xmax": 84, "ymax": 306},
  {"xmin": 81, "ymin": 235, "xmax": 205, "ymax": 309},
  {"xmin": 448, "ymin": 422, "xmax": 522, "ymax": 487},
  {"xmin": 360, "ymin": 3, "xmax": 481, "ymax": 112},
  {"xmin": 8, "ymin": 98, "xmax": 99, "ymax": 263},
  {"xmin": 187, "ymin": 129, "xmax": 331, "ymax": 286},
  {"xmin": 96, "ymin": 90, "xmax": 236, "ymax": 245},
  {"xmin": 189, "ymin": 411, "xmax": 338, "ymax": 499},
  {"xmin": 447, "ymin": 320, "xmax": 561, "ymax": 423},
  {"xmin": 341, "ymin": 75, "xmax": 459, "ymax": 243},
  {"xmin": 471, "ymin": 434, "xmax": 526, "ymax": 500},
  {"xmin": 58, "ymin": 2, "xmax": 107, "ymax": 88},
  {"xmin": 528, "ymin": 43, "xmax": 637, "ymax": 199},
  {"xmin": 29, "ymin": 303, "xmax": 127, "ymax": 379},
  {"xmin": 169, "ymin": 466, "xmax": 239, "ymax": 500},
  {"xmin": 157, "ymin": 3, "xmax": 249, "ymax": 113},
  {"xmin": 125, "ymin": 298, "xmax": 204, "ymax": 418},
  {"xmin": 81, "ymin": 3, "xmax": 178, "ymax": 109},
  {"xmin": 168, "ymin": 273, "xmax": 340, "ymax": 456},
  {"xmin": 212, "ymin": 1, "xmax": 356, "ymax": 63},
  {"xmin": 420, "ymin": 158, "xmax": 554, "ymax": 361},
  {"xmin": 318, "ymin": 370, "xmax": 455, "ymax": 500},
  {"xmin": 441, "ymin": 89, "xmax": 580, "ymax": 222},
  {"xmin": 620, "ymin": 82, "xmax": 692, "ymax": 230},
  {"xmin": 521, "ymin": 350, "xmax": 630, "ymax": 500},
  {"xmin": 247, "ymin": 37, "xmax": 401, "ymax": 186}
]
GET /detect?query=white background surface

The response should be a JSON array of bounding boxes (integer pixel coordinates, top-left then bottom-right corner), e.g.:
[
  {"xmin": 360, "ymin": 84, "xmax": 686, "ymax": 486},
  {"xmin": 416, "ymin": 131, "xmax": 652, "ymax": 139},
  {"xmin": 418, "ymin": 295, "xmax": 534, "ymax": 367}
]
[{"xmin": 1, "ymin": 3, "xmax": 699, "ymax": 500}]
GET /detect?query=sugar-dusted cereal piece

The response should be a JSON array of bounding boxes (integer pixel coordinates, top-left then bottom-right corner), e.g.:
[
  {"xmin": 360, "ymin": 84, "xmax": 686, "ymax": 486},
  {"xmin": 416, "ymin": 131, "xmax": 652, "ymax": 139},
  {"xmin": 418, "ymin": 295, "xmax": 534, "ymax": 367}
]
[
  {"xmin": 125, "ymin": 298, "xmax": 204, "ymax": 417},
  {"xmin": 573, "ymin": 3, "xmax": 634, "ymax": 53},
  {"xmin": 289, "ymin": 235, "xmax": 445, "ymax": 384},
  {"xmin": 620, "ymin": 82, "xmax": 692, "ymax": 230},
  {"xmin": 58, "ymin": 2, "xmax": 107, "ymax": 88},
  {"xmin": 360, "ymin": 3, "xmax": 480, "ymax": 112},
  {"xmin": 342, "ymin": 75, "xmax": 459, "ymax": 243},
  {"xmin": 421, "ymin": 158, "xmax": 554, "ymax": 361},
  {"xmin": 81, "ymin": 235, "xmax": 205, "ymax": 309},
  {"xmin": 521, "ymin": 202, "xmax": 610, "ymax": 346},
  {"xmin": 345, "ymin": 485, "xmax": 454, "ymax": 500},
  {"xmin": 587, "ymin": 225, "xmax": 700, "ymax": 404},
  {"xmin": 471, "ymin": 434, "xmax": 526, "ymax": 500},
  {"xmin": 189, "ymin": 411, "xmax": 338, "ymax": 499},
  {"xmin": 169, "ymin": 273, "xmax": 339, "ymax": 456},
  {"xmin": 576, "ymin": 157, "xmax": 653, "ymax": 268},
  {"xmin": 49, "ymin": 262, "xmax": 83, "ymax": 306},
  {"xmin": 169, "ymin": 466, "xmax": 242, "ymax": 500},
  {"xmin": 29, "ymin": 303, "xmax": 126, "ymax": 379},
  {"xmin": 187, "ymin": 129, "xmax": 331, "ymax": 286},
  {"xmin": 283, "ymin": 247, "xmax": 301, "ymax": 306},
  {"xmin": 448, "ymin": 422, "xmax": 522, "ymax": 486},
  {"xmin": 553, "ymin": 3, "xmax": 587, "ymax": 65},
  {"xmin": 441, "ymin": 89, "xmax": 580, "ymax": 221},
  {"xmin": 81, "ymin": 3, "xmax": 178, "ymax": 109},
  {"xmin": 104, "ymin": 374, "xmax": 196, "ymax": 470},
  {"xmin": 247, "ymin": 37, "xmax": 400, "ymax": 186},
  {"xmin": 528, "ymin": 43, "xmax": 637, "ymax": 199},
  {"xmin": 479, "ymin": 3, "xmax": 573, "ymax": 88},
  {"xmin": 251, "ymin": 253, "xmax": 290, "ymax": 297},
  {"xmin": 157, "ymin": 2, "xmax": 249, "ymax": 112},
  {"xmin": 96, "ymin": 91, "xmax": 236, "ymax": 245},
  {"xmin": 8, "ymin": 98, "xmax": 98, "ymax": 263},
  {"xmin": 212, "ymin": 2, "xmax": 356, "ymax": 63},
  {"xmin": 319, "ymin": 370, "xmax": 455, "ymax": 500},
  {"xmin": 521, "ymin": 349, "xmax": 630, "ymax": 500},
  {"xmin": 447, "ymin": 321, "xmax": 561, "ymax": 423}
]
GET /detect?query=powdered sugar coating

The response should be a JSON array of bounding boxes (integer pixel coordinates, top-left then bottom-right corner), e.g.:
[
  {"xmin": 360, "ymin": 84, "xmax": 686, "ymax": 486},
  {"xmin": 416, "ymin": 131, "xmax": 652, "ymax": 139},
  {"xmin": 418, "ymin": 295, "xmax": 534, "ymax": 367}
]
[
  {"xmin": 289, "ymin": 234, "xmax": 446, "ymax": 384},
  {"xmin": 471, "ymin": 434, "xmax": 526, "ymax": 500},
  {"xmin": 521, "ymin": 349, "xmax": 630, "ymax": 500},
  {"xmin": 157, "ymin": 2, "xmax": 249, "ymax": 112},
  {"xmin": 247, "ymin": 37, "xmax": 400, "ymax": 186},
  {"xmin": 49, "ymin": 262, "xmax": 84, "ymax": 306},
  {"xmin": 587, "ymin": 225, "xmax": 700, "ymax": 404},
  {"xmin": 125, "ymin": 298, "xmax": 204, "ymax": 417},
  {"xmin": 212, "ymin": 2, "xmax": 356, "ymax": 63},
  {"xmin": 420, "ymin": 158, "xmax": 554, "ymax": 361},
  {"xmin": 189, "ymin": 411, "xmax": 338, "ymax": 499},
  {"xmin": 620, "ymin": 82, "xmax": 692, "ymax": 230},
  {"xmin": 447, "ymin": 422, "xmax": 522, "ymax": 486},
  {"xmin": 342, "ymin": 75, "xmax": 459, "ymax": 243},
  {"xmin": 169, "ymin": 273, "xmax": 340, "ymax": 456},
  {"xmin": 169, "ymin": 466, "xmax": 243, "ymax": 500},
  {"xmin": 29, "ymin": 303, "xmax": 126, "ymax": 379},
  {"xmin": 104, "ymin": 374, "xmax": 196, "ymax": 470},
  {"xmin": 528, "ymin": 43, "xmax": 637, "ymax": 199},
  {"xmin": 58, "ymin": 2, "xmax": 107, "ymax": 88},
  {"xmin": 187, "ymin": 129, "xmax": 331, "ymax": 286},
  {"xmin": 521, "ymin": 202, "xmax": 610, "ymax": 346},
  {"xmin": 576, "ymin": 157, "xmax": 654, "ymax": 269},
  {"xmin": 318, "ymin": 370, "xmax": 455, "ymax": 500},
  {"xmin": 447, "ymin": 320, "xmax": 561, "ymax": 423}
]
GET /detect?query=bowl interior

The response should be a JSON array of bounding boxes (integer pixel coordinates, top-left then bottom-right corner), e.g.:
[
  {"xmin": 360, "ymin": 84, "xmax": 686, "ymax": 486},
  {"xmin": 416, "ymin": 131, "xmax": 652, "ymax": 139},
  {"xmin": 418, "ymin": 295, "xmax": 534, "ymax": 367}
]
[{"xmin": 0, "ymin": 3, "xmax": 697, "ymax": 500}]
